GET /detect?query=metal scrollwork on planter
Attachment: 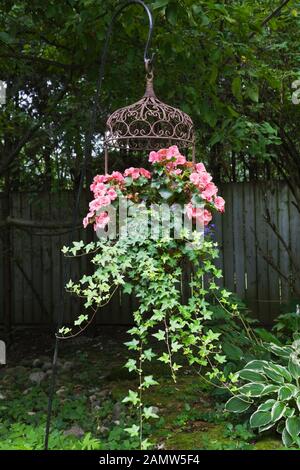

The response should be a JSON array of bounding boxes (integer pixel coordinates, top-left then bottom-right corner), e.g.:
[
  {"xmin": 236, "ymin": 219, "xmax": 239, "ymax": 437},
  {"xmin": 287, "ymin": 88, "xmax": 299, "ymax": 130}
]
[{"xmin": 104, "ymin": 70, "xmax": 195, "ymax": 170}]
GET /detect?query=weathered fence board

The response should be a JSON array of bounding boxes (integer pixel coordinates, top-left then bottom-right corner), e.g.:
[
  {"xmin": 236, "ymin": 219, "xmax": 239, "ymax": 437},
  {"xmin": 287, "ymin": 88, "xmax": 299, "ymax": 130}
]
[
  {"xmin": 0, "ymin": 182, "xmax": 300, "ymax": 328},
  {"xmin": 243, "ymin": 183, "xmax": 258, "ymax": 315}
]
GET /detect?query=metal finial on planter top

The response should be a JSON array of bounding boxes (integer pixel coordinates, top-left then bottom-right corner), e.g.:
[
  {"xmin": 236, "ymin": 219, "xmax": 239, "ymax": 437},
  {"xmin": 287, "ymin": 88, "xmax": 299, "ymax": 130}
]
[{"xmin": 104, "ymin": 63, "xmax": 195, "ymax": 172}]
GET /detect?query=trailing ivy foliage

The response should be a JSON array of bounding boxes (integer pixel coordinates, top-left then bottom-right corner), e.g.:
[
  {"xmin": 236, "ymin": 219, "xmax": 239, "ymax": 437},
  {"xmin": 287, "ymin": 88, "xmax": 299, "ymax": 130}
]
[
  {"xmin": 61, "ymin": 230, "xmax": 248, "ymax": 449},
  {"xmin": 225, "ymin": 340, "xmax": 300, "ymax": 448}
]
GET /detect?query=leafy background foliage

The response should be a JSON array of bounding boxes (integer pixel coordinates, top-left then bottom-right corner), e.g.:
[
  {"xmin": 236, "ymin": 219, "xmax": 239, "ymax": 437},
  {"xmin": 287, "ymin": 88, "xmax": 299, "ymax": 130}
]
[{"xmin": 1, "ymin": 0, "xmax": 300, "ymax": 190}]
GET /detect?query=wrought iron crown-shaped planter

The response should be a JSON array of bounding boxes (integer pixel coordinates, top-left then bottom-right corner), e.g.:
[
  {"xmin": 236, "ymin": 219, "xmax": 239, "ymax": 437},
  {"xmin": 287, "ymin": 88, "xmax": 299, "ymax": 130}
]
[
  {"xmin": 104, "ymin": 69, "xmax": 195, "ymax": 162},
  {"xmin": 104, "ymin": 68, "xmax": 195, "ymax": 171}
]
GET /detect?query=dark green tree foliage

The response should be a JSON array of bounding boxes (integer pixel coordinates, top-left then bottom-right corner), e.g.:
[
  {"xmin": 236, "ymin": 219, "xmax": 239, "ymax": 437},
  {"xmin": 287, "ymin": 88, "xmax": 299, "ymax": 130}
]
[{"xmin": 0, "ymin": 0, "xmax": 299, "ymax": 190}]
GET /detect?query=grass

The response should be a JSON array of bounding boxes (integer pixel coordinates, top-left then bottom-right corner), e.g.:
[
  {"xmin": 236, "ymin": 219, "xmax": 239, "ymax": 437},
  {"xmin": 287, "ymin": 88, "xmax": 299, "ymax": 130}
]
[{"xmin": 0, "ymin": 327, "xmax": 284, "ymax": 450}]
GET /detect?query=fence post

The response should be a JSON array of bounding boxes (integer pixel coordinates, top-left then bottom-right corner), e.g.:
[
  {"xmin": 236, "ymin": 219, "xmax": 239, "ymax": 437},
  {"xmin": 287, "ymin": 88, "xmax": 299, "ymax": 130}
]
[{"xmin": 2, "ymin": 188, "xmax": 12, "ymax": 343}]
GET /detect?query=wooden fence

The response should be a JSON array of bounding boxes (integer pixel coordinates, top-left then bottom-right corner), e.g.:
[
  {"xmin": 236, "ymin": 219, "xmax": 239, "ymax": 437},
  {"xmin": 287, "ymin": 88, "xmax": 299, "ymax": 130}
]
[{"xmin": 0, "ymin": 182, "xmax": 299, "ymax": 328}]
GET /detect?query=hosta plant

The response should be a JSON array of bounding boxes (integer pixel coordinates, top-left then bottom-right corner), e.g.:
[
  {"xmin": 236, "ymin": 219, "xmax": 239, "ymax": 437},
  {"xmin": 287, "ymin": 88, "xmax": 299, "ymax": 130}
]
[{"xmin": 225, "ymin": 340, "xmax": 300, "ymax": 448}]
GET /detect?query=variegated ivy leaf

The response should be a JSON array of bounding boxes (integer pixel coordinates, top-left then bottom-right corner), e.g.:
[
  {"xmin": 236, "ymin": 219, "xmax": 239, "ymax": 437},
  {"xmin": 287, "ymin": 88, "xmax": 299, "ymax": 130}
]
[
  {"xmin": 124, "ymin": 424, "xmax": 140, "ymax": 437},
  {"xmin": 124, "ymin": 359, "xmax": 137, "ymax": 372},
  {"xmin": 122, "ymin": 390, "xmax": 140, "ymax": 406},
  {"xmin": 143, "ymin": 406, "xmax": 159, "ymax": 420},
  {"xmin": 74, "ymin": 314, "xmax": 88, "ymax": 326},
  {"xmin": 142, "ymin": 375, "xmax": 159, "ymax": 388}
]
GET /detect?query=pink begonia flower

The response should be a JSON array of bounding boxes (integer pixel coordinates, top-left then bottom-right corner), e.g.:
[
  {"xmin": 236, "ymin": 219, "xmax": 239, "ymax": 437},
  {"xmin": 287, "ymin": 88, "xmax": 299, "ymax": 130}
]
[
  {"xmin": 214, "ymin": 196, "xmax": 225, "ymax": 213},
  {"xmin": 202, "ymin": 209, "xmax": 212, "ymax": 225},
  {"xmin": 94, "ymin": 212, "xmax": 110, "ymax": 231},
  {"xmin": 201, "ymin": 182, "xmax": 218, "ymax": 202},
  {"xmin": 107, "ymin": 188, "xmax": 117, "ymax": 201},
  {"xmin": 190, "ymin": 171, "xmax": 212, "ymax": 189},
  {"xmin": 166, "ymin": 145, "xmax": 180, "ymax": 159},
  {"xmin": 139, "ymin": 168, "xmax": 151, "ymax": 179},
  {"xmin": 186, "ymin": 203, "xmax": 212, "ymax": 226},
  {"xmin": 90, "ymin": 181, "xmax": 107, "ymax": 194},
  {"xmin": 82, "ymin": 211, "xmax": 94, "ymax": 228},
  {"xmin": 175, "ymin": 154, "xmax": 186, "ymax": 165},
  {"xmin": 198, "ymin": 171, "xmax": 212, "ymax": 187},
  {"xmin": 89, "ymin": 196, "xmax": 111, "ymax": 212},
  {"xmin": 157, "ymin": 148, "xmax": 168, "ymax": 157},
  {"xmin": 195, "ymin": 163, "xmax": 206, "ymax": 173},
  {"xmin": 124, "ymin": 167, "xmax": 141, "ymax": 180},
  {"xmin": 92, "ymin": 174, "xmax": 108, "ymax": 184},
  {"xmin": 186, "ymin": 202, "xmax": 194, "ymax": 220},
  {"xmin": 108, "ymin": 171, "xmax": 124, "ymax": 183},
  {"xmin": 83, "ymin": 216, "xmax": 89, "ymax": 228},
  {"xmin": 190, "ymin": 172, "xmax": 201, "ymax": 185},
  {"xmin": 124, "ymin": 167, "xmax": 151, "ymax": 179},
  {"xmin": 149, "ymin": 151, "xmax": 162, "ymax": 163}
]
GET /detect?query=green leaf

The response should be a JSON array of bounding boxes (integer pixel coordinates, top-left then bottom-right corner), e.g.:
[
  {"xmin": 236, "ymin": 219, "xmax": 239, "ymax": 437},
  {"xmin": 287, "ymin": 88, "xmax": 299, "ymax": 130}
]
[
  {"xmin": 74, "ymin": 314, "xmax": 88, "ymax": 326},
  {"xmin": 124, "ymin": 359, "xmax": 137, "ymax": 372},
  {"xmin": 259, "ymin": 422, "xmax": 275, "ymax": 432},
  {"xmin": 265, "ymin": 343, "xmax": 292, "ymax": 359},
  {"xmin": 258, "ymin": 399, "xmax": 276, "ymax": 411},
  {"xmin": 284, "ymin": 407, "xmax": 295, "ymax": 418},
  {"xmin": 260, "ymin": 384, "xmax": 279, "ymax": 395},
  {"xmin": 124, "ymin": 424, "xmax": 140, "ymax": 438},
  {"xmin": 268, "ymin": 364, "xmax": 292, "ymax": 383},
  {"xmin": 221, "ymin": 343, "xmax": 243, "ymax": 361},
  {"xmin": 143, "ymin": 348, "xmax": 156, "ymax": 361},
  {"xmin": 123, "ymin": 283, "xmax": 133, "ymax": 294},
  {"xmin": 250, "ymin": 410, "xmax": 272, "ymax": 428},
  {"xmin": 232, "ymin": 76, "xmax": 242, "ymax": 100},
  {"xmin": 278, "ymin": 385, "xmax": 297, "ymax": 401},
  {"xmin": 166, "ymin": 2, "xmax": 180, "ymax": 25},
  {"xmin": 152, "ymin": 0, "xmax": 170, "ymax": 9},
  {"xmin": 277, "ymin": 421, "xmax": 285, "ymax": 434},
  {"xmin": 238, "ymin": 369, "xmax": 267, "ymax": 383},
  {"xmin": 143, "ymin": 406, "xmax": 159, "ymax": 420},
  {"xmin": 124, "ymin": 338, "xmax": 139, "ymax": 350},
  {"xmin": 225, "ymin": 396, "xmax": 253, "ymax": 413},
  {"xmin": 239, "ymin": 382, "xmax": 266, "ymax": 397},
  {"xmin": 282, "ymin": 427, "xmax": 294, "ymax": 447},
  {"xmin": 271, "ymin": 401, "xmax": 286, "ymax": 422},
  {"xmin": 288, "ymin": 358, "xmax": 300, "ymax": 380},
  {"xmin": 142, "ymin": 375, "xmax": 159, "ymax": 388},
  {"xmin": 152, "ymin": 330, "xmax": 165, "ymax": 341},
  {"xmin": 171, "ymin": 341, "xmax": 182, "ymax": 353},
  {"xmin": 244, "ymin": 360, "xmax": 268, "ymax": 372},
  {"xmin": 0, "ymin": 32, "xmax": 14, "ymax": 44},
  {"xmin": 263, "ymin": 366, "xmax": 285, "ymax": 384},
  {"xmin": 215, "ymin": 354, "xmax": 226, "ymax": 364},
  {"xmin": 122, "ymin": 390, "xmax": 140, "ymax": 406},
  {"xmin": 246, "ymin": 85, "xmax": 259, "ymax": 102},
  {"xmin": 296, "ymin": 396, "xmax": 300, "ymax": 412},
  {"xmin": 286, "ymin": 417, "xmax": 300, "ymax": 440},
  {"xmin": 158, "ymin": 188, "xmax": 173, "ymax": 200},
  {"xmin": 158, "ymin": 352, "xmax": 170, "ymax": 364}
]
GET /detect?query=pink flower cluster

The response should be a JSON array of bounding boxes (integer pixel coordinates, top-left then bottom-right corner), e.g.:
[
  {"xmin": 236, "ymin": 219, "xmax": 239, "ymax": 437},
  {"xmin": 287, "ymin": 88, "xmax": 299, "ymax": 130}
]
[
  {"xmin": 83, "ymin": 174, "xmax": 120, "ymax": 231},
  {"xmin": 149, "ymin": 145, "xmax": 186, "ymax": 175},
  {"xmin": 186, "ymin": 203, "xmax": 213, "ymax": 226},
  {"xmin": 149, "ymin": 146, "xmax": 225, "ymax": 222},
  {"xmin": 83, "ymin": 168, "xmax": 151, "ymax": 231},
  {"xmin": 83, "ymin": 146, "xmax": 225, "ymax": 232},
  {"xmin": 191, "ymin": 165, "xmax": 225, "ymax": 212},
  {"xmin": 124, "ymin": 167, "xmax": 151, "ymax": 180}
]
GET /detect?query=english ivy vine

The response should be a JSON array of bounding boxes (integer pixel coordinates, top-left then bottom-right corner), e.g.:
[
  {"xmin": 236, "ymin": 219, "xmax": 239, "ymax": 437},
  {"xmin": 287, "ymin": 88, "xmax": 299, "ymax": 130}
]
[{"xmin": 59, "ymin": 147, "xmax": 245, "ymax": 449}]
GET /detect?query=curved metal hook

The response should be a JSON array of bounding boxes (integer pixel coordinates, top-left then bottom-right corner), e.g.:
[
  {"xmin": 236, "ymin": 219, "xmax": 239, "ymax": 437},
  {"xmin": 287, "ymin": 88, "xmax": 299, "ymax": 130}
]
[{"xmin": 100, "ymin": 1, "xmax": 154, "ymax": 84}]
